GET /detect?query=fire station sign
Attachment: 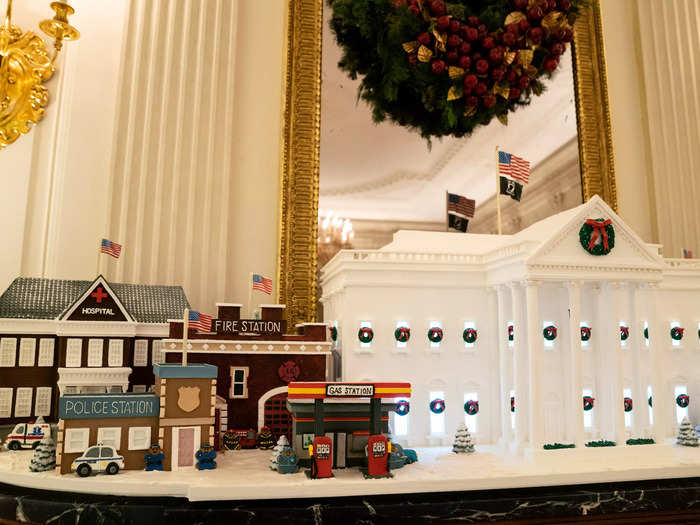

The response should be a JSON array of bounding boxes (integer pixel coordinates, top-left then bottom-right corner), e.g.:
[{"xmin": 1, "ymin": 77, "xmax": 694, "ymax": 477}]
[
  {"xmin": 325, "ymin": 384, "xmax": 375, "ymax": 397},
  {"xmin": 212, "ymin": 319, "xmax": 286, "ymax": 338}
]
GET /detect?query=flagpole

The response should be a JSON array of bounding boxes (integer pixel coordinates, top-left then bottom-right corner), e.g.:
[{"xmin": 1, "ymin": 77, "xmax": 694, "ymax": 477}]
[
  {"xmin": 496, "ymin": 146, "xmax": 503, "ymax": 235},
  {"xmin": 445, "ymin": 191, "xmax": 449, "ymax": 232},
  {"xmin": 96, "ymin": 242, "xmax": 101, "ymax": 277},
  {"xmin": 182, "ymin": 308, "xmax": 189, "ymax": 367},
  {"xmin": 248, "ymin": 272, "xmax": 254, "ymax": 318}
]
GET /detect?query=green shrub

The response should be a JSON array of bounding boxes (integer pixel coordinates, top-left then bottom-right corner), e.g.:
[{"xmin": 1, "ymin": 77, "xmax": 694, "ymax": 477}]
[
  {"xmin": 543, "ymin": 443, "xmax": 575, "ymax": 450},
  {"xmin": 585, "ymin": 440, "xmax": 616, "ymax": 447},
  {"xmin": 626, "ymin": 438, "xmax": 655, "ymax": 445}
]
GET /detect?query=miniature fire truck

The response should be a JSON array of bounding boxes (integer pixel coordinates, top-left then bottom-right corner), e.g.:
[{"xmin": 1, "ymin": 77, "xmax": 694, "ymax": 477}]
[{"xmin": 3, "ymin": 421, "xmax": 51, "ymax": 450}]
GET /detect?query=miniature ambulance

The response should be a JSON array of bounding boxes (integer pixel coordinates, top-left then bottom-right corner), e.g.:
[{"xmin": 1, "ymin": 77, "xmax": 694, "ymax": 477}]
[
  {"xmin": 71, "ymin": 444, "xmax": 125, "ymax": 477},
  {"xmin": 3, "ymin": 421, "xmax": 51, "ymax": 450}
]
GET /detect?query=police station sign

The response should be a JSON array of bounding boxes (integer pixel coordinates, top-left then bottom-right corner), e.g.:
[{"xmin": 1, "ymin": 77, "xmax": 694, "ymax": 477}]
[
  {"xmin": 325, "ymin": 384, "xmax": 375, "ymax": 397},
  {"xmin": 212, "ymin": 319, "xmax": 286, "ymax": 337},
  {"xmin": 59, "ymin": 394, "xmax": 159, "ymax": 419}
]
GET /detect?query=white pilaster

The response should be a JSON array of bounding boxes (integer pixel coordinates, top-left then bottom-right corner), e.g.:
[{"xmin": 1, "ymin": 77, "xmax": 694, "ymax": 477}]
[
  {"xmin": 511, "ymin": 282, "xmax": 528, "ymax": 450},
  {"xmin": 496, "ymin": 285, "xmax": 512, "ymax": 446},
  {"xmin": 611, "ymin": 282, "xmax": 627, "ymax": 447},
  {"xmin": 566, "ymin": 281, "xmax": 585, "ymax": 449},
  {"xmin": 525, "ymin": 280, "xmax": 543, "ymax": 450}
]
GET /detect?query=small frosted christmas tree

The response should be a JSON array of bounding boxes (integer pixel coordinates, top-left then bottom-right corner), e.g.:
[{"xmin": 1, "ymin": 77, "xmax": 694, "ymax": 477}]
[
  {"xmin": 270, "ymin": 435, "xmax": 291, "ymax": 471},
  {"xmin": 677, "ymin": 417, "xmax": 699, "ymax": 447},
  {"xmin": 452, "ymin": 423, "xmax": 475, "ymax": 454},
  {"xmin": 29, "ymin": 436, "xmax": 56, "ymax": 472}
]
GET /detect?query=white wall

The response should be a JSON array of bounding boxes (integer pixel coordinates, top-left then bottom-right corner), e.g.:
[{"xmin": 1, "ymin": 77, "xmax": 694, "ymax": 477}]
[{"xmin": 0, "ymin": 0, "xmax": 286, "ymax": 314}]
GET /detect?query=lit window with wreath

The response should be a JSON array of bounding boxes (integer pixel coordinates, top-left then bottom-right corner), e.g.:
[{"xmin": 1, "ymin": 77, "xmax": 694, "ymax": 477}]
[
  {"xmin": 507, "ymin": 321, "xmax": 514, "ymax": 348},
  {"xmin": 358, "ymin": 321, "xmax": 373, "ymax": 349},
  {"xmin": 580, "ymin": 321, "xmax": 591, "ymax": 349},
  {"xmin": 463, "ymin": 392, "xmax": 478, "ymax": 432},
  {"xmin": 670, "ymin": 321, "xmax": 684, "ymax": 348},
  {"xmin": 542, "ymin": 322, "xmax": 557, "ymax": 349},
  {"xmin": 623, "ymin": 387, "xmax": 633, "ymax": 429},
  {"xmin": 429, "ymin": 391, "xmax": 446, "ymax": 435},
  {"xmin": 675, "ymin": 384, "xmax": 689, "ymax": 424},
  {"xmin": 619, "ymin": 322, "xmax": 629, "ymax": 348},
  {"xmin": 395, "ymin": 321, "xmax": 410, "ymax": 349},
  {"xmin": 582, "ymin": 388, "xmax": 594, "ymax": 430},
  {"xmin": 463, "ymin": 321, "xmax": 477, "ymax": 350},
  {"xmin": 393, "ymin": 398, "xmax": 410, "ymax": 436},
  {"xmin": 428, "ymin": 321, "xmax": 443, "ymax": 349}
]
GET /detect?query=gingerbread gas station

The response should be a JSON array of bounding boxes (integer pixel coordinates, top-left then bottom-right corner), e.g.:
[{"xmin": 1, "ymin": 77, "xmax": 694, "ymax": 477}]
[{"xmin": 285, "ymin": 382, "xmax": 410, "ymax": 478}]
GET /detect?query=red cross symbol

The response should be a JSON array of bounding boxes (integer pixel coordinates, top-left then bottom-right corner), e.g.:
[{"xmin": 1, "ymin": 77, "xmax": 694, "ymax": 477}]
[{"xmin": 91, "ymin": 287, "xmax": 108, "ymax": 303}]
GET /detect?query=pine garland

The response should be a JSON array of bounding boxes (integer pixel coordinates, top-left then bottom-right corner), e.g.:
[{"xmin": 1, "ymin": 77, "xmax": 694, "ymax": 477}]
[{"xmin": 328, "ymin": 0, "xmax": 580, "ymax": 141}]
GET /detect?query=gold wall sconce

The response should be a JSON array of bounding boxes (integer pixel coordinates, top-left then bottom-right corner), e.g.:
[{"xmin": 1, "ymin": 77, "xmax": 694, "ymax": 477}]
[{"xmin": 0, "ymin": 0, "xmax": 79, "ymax": 150}]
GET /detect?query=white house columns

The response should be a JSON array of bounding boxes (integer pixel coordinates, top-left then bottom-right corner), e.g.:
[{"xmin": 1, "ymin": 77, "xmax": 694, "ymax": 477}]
[
  {"xmin": 566, "ymin": 281, "xmax": 585, "ymax": 448},
  {"xmin": 525, "ymin": 280, "xmax": 543, "ymax": 450},
  {"xmin": 630, "ymin": 283, "xmax": 649, "ymax": 437},
  {"xmin": 511, "ymin": 282, "xmax": 528, "ymax": 451},
  {"xmin": 648, "ymin": 283, "xmax": 670, "ymax": 442},
  {"xmin": 496, "ymin": 285, "xmax": 512, "ymax": 446}
]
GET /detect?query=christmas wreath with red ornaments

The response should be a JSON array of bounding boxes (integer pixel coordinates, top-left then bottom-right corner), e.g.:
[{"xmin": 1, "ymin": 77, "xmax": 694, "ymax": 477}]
[{"xmin": 328, "ymin": 0, "xmax": 580, "ymax": 140}]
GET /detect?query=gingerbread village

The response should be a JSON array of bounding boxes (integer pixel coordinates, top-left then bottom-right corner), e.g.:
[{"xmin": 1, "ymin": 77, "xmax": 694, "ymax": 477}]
[{"xmin": 3, "ymin": 197, "xmax": 700, "ymax": 494}]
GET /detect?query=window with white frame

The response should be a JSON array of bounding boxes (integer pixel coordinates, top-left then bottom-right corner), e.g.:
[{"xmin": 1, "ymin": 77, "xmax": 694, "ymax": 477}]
[
  {"xmin": 648, "ymin": 385, "xmax": 653, "ymax": 425},
  {"xmin": 14, "ymin": 387, "xmax": 32, "ymax": 417},
  {"xmin": 65, "ymin": 428, "xmax": 90, "ymax": 453},
  {"xmin": 429, "ymin": 320, "xmax": 442, "ymax": 349},
  {"xmin": 152, "ymin": 340, "xmax": 164, "ymax": 364},
  {"xmin": 360, "ymin": 321, "xmax": 372, "ymax": 349},
  {"xmin": 133, "ymin": 385, "xmax": 147, "ymax": 393},
  {"xmin": 620, "ymin": 321, "xmax": 629, "ymax": 348},
  {"xmin": 66, "ymin": 339, "xmax": 82, "ymax": 367},
  {"xmin": 230, "ymin": 367, "xmax": 249, "ymax": 398},
  {"xmin": 463, "ymin": 321, "xmax": 476, "ymax": 349},
  {"xmin": 464, "ymin": 391, "xmax": 478, "ymax": 432},
  {"xmin": 108, "ymin": 339, "xmax": 123, "ymax": 367},
  {"xmin": 0, "ymin": 389, "xmax": 12, "ymax": 418},
  {"xmin": 128, "ymin": 426, "xmax": 151, "ymax": 450},
  {"xmin": 133, "ymin": 340, "xmax": 148, "ymax": 366},
  {"xmin": 18, "ymin": 338, "xmax": 36, "ymax": 367},
  {"xmin": 671, "ymin": 321, "xmax": 682, "ymax": 348},
  {"xmin": 0, "ymin": 338, "xmax": 16, "ymax": 367},
  {"xmin": 429, "ymin": 390, "xmax": 445, "ymax": 434},
  {"xmin": 623, "ymin": 387, "xmax": 632, "ymax": 428},
  {"xmin": 88, "ymin": 339, "xmax": 103, "ymax": 367},
  {"xmin": 675, "ymin": 384, "xmax": 688, "ymax": 424},
  {"xmin": 396, "ymin": 320, "xmax": 409, "ymax": 349},
  {"xmin": 583, "ymin": 388, "xmax": 594, "ymax": 429},
  {"xmin": 509, "ymin": 389, "xmax": 516, "ymax": 430},
  {"xmin": 98, "ymin": 427, "xmax": 122, "ymax": 450},
  {"xmin": 38, "ymin": 339, "xmax": 54, "ymax": 366},
  {"xmin": 507, "ymin": 321, "xmax": 514, "ymax": 348},
  {"xmin": 34, "ymin": 387, "xmax": 51, "ymax": 416},
  {"xmin": 580, "ymin": 321, "xmax": 591, "ymax": 349},
  {"xmin": 392, "ymin": 397, "xmax": 409, "ymax": 436},
  {"xmin": 543, "ymin": 321, "xmax": 556, "ymax": 349}
]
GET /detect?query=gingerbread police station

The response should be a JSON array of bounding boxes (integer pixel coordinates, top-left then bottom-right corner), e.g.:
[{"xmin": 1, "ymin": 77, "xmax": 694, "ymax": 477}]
[
  {"xmin": 163, "ymin": 303, "xmax": 333, "ymax": 442},
  {"xmin": 56, "ymin": 362, "xmax": 218, "ymax": 474},
  {"xmin": 0, "ymin": 276, "xmax": 189, "ymax": 426}
]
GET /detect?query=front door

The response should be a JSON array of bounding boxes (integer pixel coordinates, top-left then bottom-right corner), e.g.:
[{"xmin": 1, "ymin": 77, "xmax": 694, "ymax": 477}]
[{"xmin": 172, "ymin": 426, "xmax": 200, "ymax": 470}]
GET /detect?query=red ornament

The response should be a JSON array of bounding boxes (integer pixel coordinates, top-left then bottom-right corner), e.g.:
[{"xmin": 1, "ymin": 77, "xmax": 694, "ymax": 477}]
[
  {"xmin": 393, "ymin": 0, "xmax": 407, "ymax": 7},
  {"xmin": 518, "ymin": 75, "xmax": 530, "ymax": 89},
  {"xmin": 408, "ymin": 4, "xmax": 420, "ymax": 16},
  {"xmin": 429, "ymin": 0, "xmax": 446, "ymax": 16},
  {"xmin": 506, "ymin": 69, "xmax": 517, "ymax": 83},
  {"xmin": 465, "ymin": 95, "xmax": 478, "ymax": 107},
  {"xmin": 482, "ymin": 95, "xmax": 497, "ymax": 108},
  {"xmin": 464, "ymin": 27, "xmax": 479, "ymax": 41},
  {"xmin": 550, "ymin": 42, "xmax": 565, "ymax": 56},
  {"xmin": 447, "ymin": 34, "xmax": 463, "ymax": 49},
  {"xmin": 491, "ymin": 66, "xmax": 506, "ymax": 81},
  {"xmin": 502, "ymin": 31, "xmax": 516, "ymax": 46},
  {"xmin": 509, "ymin": 87, "xmax": 521, "ymax": 99},
  {"xmin": 278, "ymin": 360, "xmax": 300, "ymax": 383},
  {"xmin": 467, "ymin": 15, "xmax": 480, "ymax": 27},
  {"xmin": 528, "ymin": 6, "xmax": 544, "ymax": 20},
  {"xmin": 518, "ymin": 19, "xmax": 530, "ymax": 32},
  {"xmin": 506, "ymin": 23, "xmax": 520, "ymax": 35},
  {"xmin": 559, "ymin": 0, "xmax": 572, "ymax": 10},
  {"xmin": 475, "ymin": 59, "xmax": 489, "ymax": 73},
  {"xmin": 449, "ymin": 20, "xmax": 461, "ymax": 34},
  {"xmin": 431, "ymin": 59, "xmax": 447, "ymax": 74},
  {"xmin": 477, "ymin": 24, "xmax": 487, "ymax": 36},
  {"xmin": 514, "ymin": 0, "xmax": 527, "ymax": 9},
  {"xmin": 528, "ymin": 27, "xmax": 544, "ymax": 44},
  {"xmin": 463, "ymin": 74, "xmax": 478, "ymax": 89},
  {"xmin": 407, "ymin": 53, "xmax": 418, "ymax": 66},
  {"xmin": 474, "ymin": 82, "xmax": 488, "ymax": 95},
  {"xmin": 489, "ymin": 47, "xmax": 504, "ymax": 63},
  {"xmin": 544, "ymin": 57, "xmax": 559, "ymax": 72},
  {"xmin": 446, "ymin": 51, "xmax": 459, "ymax": 64},
  {"xmin": 458, "ymin": 55, "xmax": 471, "ymax": 70},
  {"xmin": 436, "ymin": 15, "xmax": 451, "ymax": 32},
  {"xmin": 481, "ymin": 36, "xmax": 496, "ymax": 50},
  {"xmin": 417, "ymin": 32, "xmax": 432, "ymax": 46}
]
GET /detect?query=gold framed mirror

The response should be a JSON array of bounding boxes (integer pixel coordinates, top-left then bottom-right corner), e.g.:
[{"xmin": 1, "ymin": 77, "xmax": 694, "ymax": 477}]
[{"xmin": 278, "ymin": 0, "xmax": 616, "ymax": 326}]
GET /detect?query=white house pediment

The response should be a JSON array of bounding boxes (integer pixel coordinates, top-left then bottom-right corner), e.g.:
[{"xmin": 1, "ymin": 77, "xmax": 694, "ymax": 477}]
[{"xmin": 525, "ymin": 195, "xmax": 664, "ymax": 272}]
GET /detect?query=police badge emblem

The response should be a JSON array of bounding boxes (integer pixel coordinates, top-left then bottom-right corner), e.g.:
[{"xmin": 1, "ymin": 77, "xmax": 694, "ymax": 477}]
[{"xmin": 177, "ymin": 386, "xmax": 201, "ymax": 412}]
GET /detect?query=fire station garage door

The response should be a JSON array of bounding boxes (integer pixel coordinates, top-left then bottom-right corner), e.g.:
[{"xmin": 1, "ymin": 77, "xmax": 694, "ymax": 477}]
[{"xmin": 264, "ymin": 393, "xmax": 292, "ymax": 442}]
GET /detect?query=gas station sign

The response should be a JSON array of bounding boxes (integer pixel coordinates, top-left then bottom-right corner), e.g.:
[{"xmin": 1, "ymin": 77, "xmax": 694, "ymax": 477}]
[{"xmin": 325, "ymin": 384, "xmax": 374, "ymax": 397}]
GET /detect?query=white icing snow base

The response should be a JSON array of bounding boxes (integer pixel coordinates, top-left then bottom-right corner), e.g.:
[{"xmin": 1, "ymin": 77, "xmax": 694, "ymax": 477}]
[{"xmin": 2, "ymin": 444, "xmax": 700, "ymax": 502}]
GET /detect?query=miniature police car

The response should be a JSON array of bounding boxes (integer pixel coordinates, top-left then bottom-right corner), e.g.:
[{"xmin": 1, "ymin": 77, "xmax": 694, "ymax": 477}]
[{"xmin": 71, "ymin": 444, "xmax": 124, "ymax": 477}]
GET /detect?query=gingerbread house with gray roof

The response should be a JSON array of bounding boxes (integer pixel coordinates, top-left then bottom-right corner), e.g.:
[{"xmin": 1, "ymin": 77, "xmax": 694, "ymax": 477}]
[{"xmin": 0, "ymin": 275, "xmax": 189, "ymax": 425}]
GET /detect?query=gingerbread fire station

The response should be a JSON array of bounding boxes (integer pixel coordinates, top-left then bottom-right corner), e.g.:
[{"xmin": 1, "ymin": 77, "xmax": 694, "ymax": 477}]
[
  {"xmin": 56, "ymin": 362, "xmax": 218, "ymax": 473},
  {"xmin": 162, "ymin": 303, "xmax": 334, "ymax": 444},
  {"xmin": 0, "ymin": 275, "xmax": 189, "ymax": 426}
]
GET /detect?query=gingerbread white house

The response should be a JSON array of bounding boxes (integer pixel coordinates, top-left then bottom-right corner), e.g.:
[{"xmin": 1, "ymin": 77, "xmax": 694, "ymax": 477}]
[{"xmin": 321, "ymin": 196, "xmax": 700, "ymax": 451}]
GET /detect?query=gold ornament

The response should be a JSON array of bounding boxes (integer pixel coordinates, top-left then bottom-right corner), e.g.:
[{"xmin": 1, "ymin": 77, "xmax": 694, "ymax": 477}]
[
  {"xmin": 493, "ymin": 82, "xmax": 511, "ymax": 99},
  {"xmin": 448, "ymin": 66, "xmax": 465, "ymax": 79},
  {"xmin": 504, "ymin": 51, "xmax": 517, "ymax": 66},
  {"xmin": 517, "ymin": 49, "xmax": 534, "ymax": 69},
  {"xmin": 402, "ymin": 41, "xmax": 419, "ymax": 53},
  {"xmin": 432, "ymin": 30, "xmax": 447, "ymax": 52},
  {"xmin": 541, "ymin": 11, "xmax": 567, "ymax": 36},
  {"xmin": 464, "ymin": 105, "xmax": 477, "ymax": 117},
  {"xmin": 417, "ymin": 45, "xmax": 433, "ymax": 62},
  {"xmin": 504, "ymin": 12, "xmax": 526, "ymax": 26},
  {"xmin": 497, "ymin": 113, "xmax": 508, "ymax": 126},
  {"xmin": 0, "ymin": 1, "xmax": 79, "ymax": 150},
  {"xmin": 447, "ymin": 85, "xmax": 462, "ymax": 101}
]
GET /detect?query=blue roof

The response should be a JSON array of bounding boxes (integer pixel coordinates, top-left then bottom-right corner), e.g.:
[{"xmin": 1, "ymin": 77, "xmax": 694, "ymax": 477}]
[{"xmin": 153, "ymin": 363, "xmax": 217, "ymax": 379}]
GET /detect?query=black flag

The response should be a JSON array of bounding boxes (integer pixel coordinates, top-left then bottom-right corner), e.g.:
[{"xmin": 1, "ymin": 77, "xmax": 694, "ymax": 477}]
[
  {"xmin": 499, "ymin": 176, "xmax": 523, "ymax": 201},
  {"xmin": 448, "ymin": 214, "xmax": 469, "ymax": 232}
]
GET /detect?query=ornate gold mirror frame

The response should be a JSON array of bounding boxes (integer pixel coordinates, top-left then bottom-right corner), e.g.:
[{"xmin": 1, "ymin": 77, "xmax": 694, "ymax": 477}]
[{"xmin": 278, "ymin": 0, "xmax": 616, "ymax": 326}]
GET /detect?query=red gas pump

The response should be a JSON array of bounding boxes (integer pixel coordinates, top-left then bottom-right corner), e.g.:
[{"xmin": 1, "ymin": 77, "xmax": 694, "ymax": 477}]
[
  {"xmin": 367, "ymin": 434, "xmax": 390, "ymax": 477},
  {"xmin": 308, "ymin": 436, "xmax": 333, "ymax": 479}
]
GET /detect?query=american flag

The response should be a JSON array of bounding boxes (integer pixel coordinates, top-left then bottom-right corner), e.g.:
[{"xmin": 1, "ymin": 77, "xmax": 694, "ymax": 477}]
[
  {"xmin": 447, "ymin": 192, "xmax": 475, "ymax": 218},
  {"xmin": 100, "ymin": 238, "xmax": 122, "ymax": 259},
  {"xmin": 498, "ymin": 151, "xmax": 530, "ymax": 185},
  {"xmin": 252, "ymin": 274, "xmax": 273, "ymax": 295},
  {"xmin": 683, "ymin": 249, "xmax": 694, "ymax": 259},
  {"xmin": 188, "ymin": 310, "xmax": 212, "ymax": 332}
]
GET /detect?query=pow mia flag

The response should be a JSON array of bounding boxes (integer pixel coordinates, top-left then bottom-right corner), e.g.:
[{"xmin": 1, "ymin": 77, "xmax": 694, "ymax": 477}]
[
  {"xmin": 446, "ymin": 192, "xmax": 476, "ymax": 233},
  {"xmin": 499, "ymin": 176, "xmax": 523, "ymax": 202},
  {"xmin": 448, "ymin": 214, "xmax": 469, "ymax": 232}
]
